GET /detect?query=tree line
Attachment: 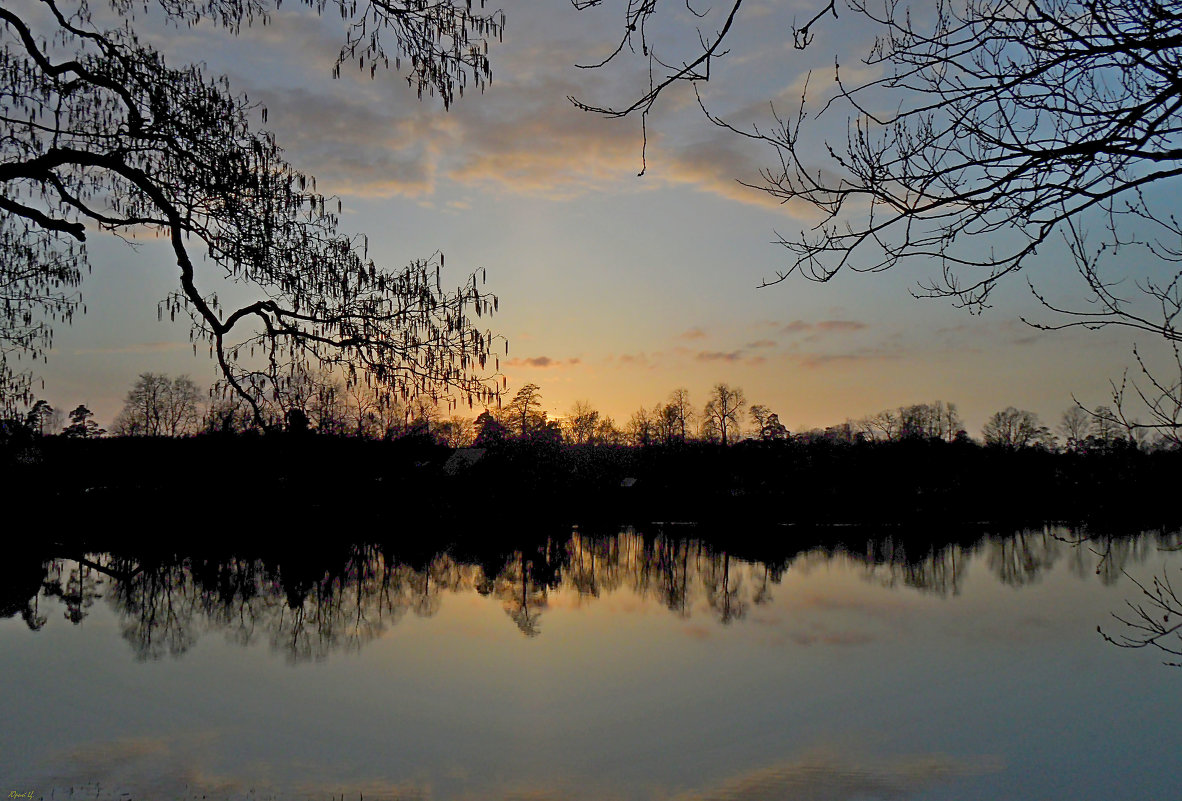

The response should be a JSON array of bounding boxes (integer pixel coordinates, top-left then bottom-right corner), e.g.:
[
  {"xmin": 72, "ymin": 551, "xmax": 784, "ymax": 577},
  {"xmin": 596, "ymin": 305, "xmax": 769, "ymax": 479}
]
[{"xmin": 4, "ymin": 372, "xmax": 1177, "ymax": 453}]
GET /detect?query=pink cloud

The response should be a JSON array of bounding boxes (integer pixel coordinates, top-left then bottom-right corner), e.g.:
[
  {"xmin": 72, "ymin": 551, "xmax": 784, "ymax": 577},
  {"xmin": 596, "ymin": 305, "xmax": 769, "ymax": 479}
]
[
  {"xmin": 696, "ymin": 350, "xmax": 745, "ymax": 363},
  {"xmin": 816, "ymin": 320, "xmax": 868, "ymax": 332},
  {"xmin": 504, "ymin": 356, "xmax": 581, "ymax": 369}
]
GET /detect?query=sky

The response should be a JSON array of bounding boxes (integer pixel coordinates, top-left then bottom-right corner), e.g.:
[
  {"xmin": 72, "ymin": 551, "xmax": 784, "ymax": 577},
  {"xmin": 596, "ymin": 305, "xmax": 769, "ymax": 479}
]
[{"xmin": 25, "ymin": 0, "xmax": 1176, "ymax": 436}]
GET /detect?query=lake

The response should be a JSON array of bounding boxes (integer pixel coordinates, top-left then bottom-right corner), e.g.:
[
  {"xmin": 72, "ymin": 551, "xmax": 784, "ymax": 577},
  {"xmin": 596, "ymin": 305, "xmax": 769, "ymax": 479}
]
[{"xmin": 1, "ymin": 525, "xmax": 1180, "ymax": 800}]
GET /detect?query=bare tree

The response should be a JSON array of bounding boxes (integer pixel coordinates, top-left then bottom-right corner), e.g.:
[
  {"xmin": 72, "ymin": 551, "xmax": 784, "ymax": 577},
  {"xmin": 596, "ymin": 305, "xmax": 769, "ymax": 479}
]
[
  {"xmin": 666, "ymin": 388, "xmax": 695, "ymax": 442},
  {"xmin": 863, "ymin": 409, "xmax": 900, "ymax": 441},
  {"xmin": 703, "ymin": 382, "xmax": 745, "ymax": 446},
  {"xmin": 594, "ymin": 415, "xmax": 624, "ymax": 445},
  {"xmin": 898, "ymin": 401, "xmax": 961, "ymax": 440},
  {"xmin": 342, "ymin": 380, "xmax": 385, "ymax": 438},
  {"xmin": 113, "ymin": 372, "xmax": 202, "ymax": 436},
  {"xmin": 504, "ymin": 383, "xmax": 544, "ymax": 439},
  {"xmin": 1, "ymin": 0, "xmax": 505, "ymax": 420},
  {"xmin": 203, "ymin": 395, "xmax": 257, "ymax": 434},
  {"xmin": 566, "ymin": 400, "xmax": 600, "ymax": 445},
  {"xmin": 626, "ymin": 405, "xmax": 655, "ymax": 447},
  {"xmin": 1059, "ymin": 406, "xmax": 1091, "ymax": 450},
  {"xmin": 982, "ymin": 407, "xmax": 1055, "ymax": 450},
  {"xmin": 436, "ymin": 415, "xmax": 475, "ymax": 447},
  {"xmin": 310, "ymin": 378, "xmax": 348, "ymax": 435},
  {"xmin": 749, "ymin": 404, "xmax": 770, "ymax": 434}
]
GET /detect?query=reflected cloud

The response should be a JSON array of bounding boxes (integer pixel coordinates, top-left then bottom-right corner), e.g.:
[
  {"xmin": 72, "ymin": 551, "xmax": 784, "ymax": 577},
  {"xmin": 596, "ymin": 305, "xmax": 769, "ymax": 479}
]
[
  {"xmin": 788, "ymin": 630, "xmax": 874, "ymax": 647},
  {"xmin": 34, "ymin": 733, "xmax": 260, "ymax": 801},
  {"xmin": 671, "ymin": 750, "xmax": 1002, "ymax": 801}
]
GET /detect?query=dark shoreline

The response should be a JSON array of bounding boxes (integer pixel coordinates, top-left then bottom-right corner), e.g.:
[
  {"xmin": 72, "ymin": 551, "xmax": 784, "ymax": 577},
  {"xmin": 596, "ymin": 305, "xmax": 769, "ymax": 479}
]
[{"xmin": 5, "ymin": 433, "xmax": 1179, "ymax": 544}]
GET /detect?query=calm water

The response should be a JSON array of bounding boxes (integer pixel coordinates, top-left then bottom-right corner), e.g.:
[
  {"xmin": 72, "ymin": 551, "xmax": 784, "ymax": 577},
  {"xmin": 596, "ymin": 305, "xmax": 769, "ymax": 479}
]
[{"xmin": 1, "ymin": 526, "xmax": 1180, "ymax": 800}]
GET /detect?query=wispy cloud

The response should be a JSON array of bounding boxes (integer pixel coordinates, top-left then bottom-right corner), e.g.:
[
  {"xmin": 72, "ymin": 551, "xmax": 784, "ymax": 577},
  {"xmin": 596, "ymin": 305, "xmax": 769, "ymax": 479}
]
[
  {"xmin": 780, "ymin": 319, "xmax": 867, "ymax": 336},
  {"xmin": 679, "ymin": 326, "xmax": 709, "ymax": 340},
  {"xmin": 696, "ymin": 350, "xmax": 746, "ymax": 363},
  {"xmin": 505, "ymin": 356, "xmax": 582, "ymax": 369},
  {"xmin": 239, "ymin": 34, "xmax": 821, "ymax": 213},
  {"xmin": 816, "ymin": 319, "xmax": 867, "ymax": 332}
]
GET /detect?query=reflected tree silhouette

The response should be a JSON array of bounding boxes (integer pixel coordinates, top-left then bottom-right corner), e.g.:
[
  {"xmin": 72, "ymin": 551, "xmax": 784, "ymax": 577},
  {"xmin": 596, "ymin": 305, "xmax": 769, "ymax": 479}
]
[
  {"xmin": 860, "ymin": 537, "xmax": 968, "ymax": 597},
  {"xmin": 987, "ymin": 530, "xmax": 1061, "ymax": 588},
  {"xmin": 703, "ymin": 552, "xmax": 746, "ymax": 625},
  {"xmin": 751, "ymin": 564, "xmax": 777, "ymax": 607},
  {"xmin": 0, "ymin": 555, "xmax": 50, "ymax": 631},
  {"xmin": 651, "ymin": 537, "xmax": 694, "ymax": 617},
  {"xmin": 495, "ymin": 553, "xmax": 549, "ymax": 637},
  {"xmin": 115, "ymin": 560, "xmax": 198, "ymax": 660},
  {"xmin": 7, "ymin": 526, "xmax": 1178, "ymax": 661},
  {"xmin": 566, "ymin": 535, "xmax": 606, "ymax": 600}
]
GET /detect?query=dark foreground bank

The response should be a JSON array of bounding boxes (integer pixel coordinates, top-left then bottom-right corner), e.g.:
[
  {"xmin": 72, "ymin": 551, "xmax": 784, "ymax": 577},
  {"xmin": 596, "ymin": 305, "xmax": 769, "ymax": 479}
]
[{"xmin": 3, "ymin": 432, "xmax": 1178, "ymax": 539}]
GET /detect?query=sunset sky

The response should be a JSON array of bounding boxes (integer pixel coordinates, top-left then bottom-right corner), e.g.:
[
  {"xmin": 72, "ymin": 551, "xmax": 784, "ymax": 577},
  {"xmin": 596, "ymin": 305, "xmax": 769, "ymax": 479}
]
[{"xmin": 31, "ymin": 0, "xmax": 1168, "ymax": 435}]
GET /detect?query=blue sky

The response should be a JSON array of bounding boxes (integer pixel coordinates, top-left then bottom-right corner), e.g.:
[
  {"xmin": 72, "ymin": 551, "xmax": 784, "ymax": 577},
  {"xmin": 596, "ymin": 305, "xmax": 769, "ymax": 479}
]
[{"xmin": 28, "ymin": 0, "xmax": 1170, "ymax": 435}]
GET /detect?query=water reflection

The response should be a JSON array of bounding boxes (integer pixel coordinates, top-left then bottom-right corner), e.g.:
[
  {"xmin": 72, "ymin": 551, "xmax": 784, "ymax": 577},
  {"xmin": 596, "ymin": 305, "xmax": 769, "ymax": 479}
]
[
  {"xmin": 5, "ymin": 526, "xmax": 1182, "ymax": 801},
  {"xmin": 3, "ymin": 526, "xmax": 1179, "ymax": 662}
]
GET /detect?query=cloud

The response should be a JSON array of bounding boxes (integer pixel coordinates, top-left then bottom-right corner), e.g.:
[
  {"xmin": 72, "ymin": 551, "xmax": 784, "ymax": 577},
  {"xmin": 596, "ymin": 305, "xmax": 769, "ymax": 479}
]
[
  {"xmin": 250, "ymin": 86, "xmax": 450, "ymax": 198},
  {"xmin": 612, "ymin": 352, "xmax": 653, "ymax": 367},
  {"xmin": 746, "ymin": 339, "xmax": 777, "ymax": 349},
  {"xmin": 679, "ymin": 326, "xmax": 709, "ymax": 340},
  {"xmin": 816, "ymin": 319, "xmax": 867, "ymax": 331},
  {"xmin": 789, "ymin": 631, "xmax": 874, "ymax": 646},
  {"xmin": 233, "ymin": 31, "xmax": 824, "ymax": 213},
  {"xmin": 34, "ymin": 733, "xmax": 253, "ymax": 800},
  {"xmin": 505, "ymin": 356, "xmax": 582, "ymax": 369},
  {"xmin": 781, "ymin": 319, "xmax": 867, "ymax": 336},
  {"xmin": 696, "ymin": 350, "xmax": 746, "ymax": 363}
]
